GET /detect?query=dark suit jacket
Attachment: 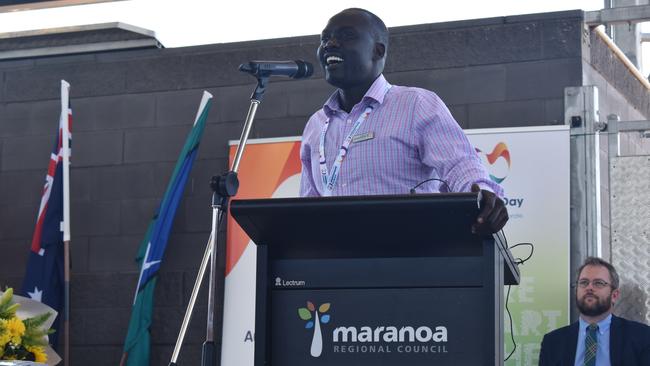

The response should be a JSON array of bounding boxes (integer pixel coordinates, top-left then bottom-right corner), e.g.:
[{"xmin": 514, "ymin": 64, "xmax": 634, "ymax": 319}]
[{"xmin": 539, "ymin": 315, "xmax": 650, "ymax": 366}]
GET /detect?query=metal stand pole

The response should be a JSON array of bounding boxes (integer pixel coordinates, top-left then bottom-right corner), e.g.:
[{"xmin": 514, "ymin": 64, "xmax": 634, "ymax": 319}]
[
  {"xmin": 168, "ymin": 234, "xmax": 212, "ymax": 364},
  {"xmin": 169, "ymin": 77, "xmax": 267, "ymax": 366}
]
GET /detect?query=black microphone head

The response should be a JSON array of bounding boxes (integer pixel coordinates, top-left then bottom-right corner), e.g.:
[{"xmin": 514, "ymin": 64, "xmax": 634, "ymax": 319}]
[
  {"xmin": 238, "ymin": 60, "xmax": 313, "ymax": 79},
  {"xmin": 293, "ymin": 60, "xmax": 314, "ymax": 79}
]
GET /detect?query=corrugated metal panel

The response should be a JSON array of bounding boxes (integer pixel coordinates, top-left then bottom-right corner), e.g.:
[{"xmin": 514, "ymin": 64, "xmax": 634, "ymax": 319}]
[{"xmin": 610, "ymin": 155, "xmax": 650, "ymax": 323}]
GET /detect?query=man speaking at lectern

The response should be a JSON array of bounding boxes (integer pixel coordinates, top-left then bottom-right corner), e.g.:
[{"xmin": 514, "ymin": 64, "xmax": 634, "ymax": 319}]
[{"xmin": 299, "ymin": 8, "xmax": 508, "ymax": 234}]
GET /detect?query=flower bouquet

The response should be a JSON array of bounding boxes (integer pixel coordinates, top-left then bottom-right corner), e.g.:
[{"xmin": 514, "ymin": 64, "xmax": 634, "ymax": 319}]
[{"xmin": 0, "ymin": 289, "xmax": 60, "ymax": 365}]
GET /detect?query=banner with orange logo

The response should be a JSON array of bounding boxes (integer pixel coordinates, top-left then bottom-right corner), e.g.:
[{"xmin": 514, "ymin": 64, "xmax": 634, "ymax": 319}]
[
  {"xmin": 221, "ymin": 137, "xmax": 302, "ymax": 366},
  {"xmin": 221, "ymin": 126, "xmax": 570, "ymax": 366},
  {"xmin": 467, "ymin": 126, "xmax": 570, "ymax": 365}
]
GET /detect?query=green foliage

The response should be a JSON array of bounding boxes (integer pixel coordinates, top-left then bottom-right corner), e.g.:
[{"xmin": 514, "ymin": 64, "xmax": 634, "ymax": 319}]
[
  {"xmin": 0, "ymin": 288, "xmax": 53, "ymax": 362},
  {"xmin": 0, "ymin": 289, "xmax": 12, "ymax": 308},
  {"xmin": 0, "ymin": 289, "xmax": 20, "ymax": 319},
  {"xmin": 23, "ymin": 313, "xmax": 52, "ymax": 330},
  {"xmin": 21, "ymin": 313, "xmax": 53, "ymax": 347}
]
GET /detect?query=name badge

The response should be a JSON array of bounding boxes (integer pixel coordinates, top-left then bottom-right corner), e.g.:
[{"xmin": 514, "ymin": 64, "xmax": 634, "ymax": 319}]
[{"xmin": 352, "ymin": 132, "xmax": 374, "ymax": 143}]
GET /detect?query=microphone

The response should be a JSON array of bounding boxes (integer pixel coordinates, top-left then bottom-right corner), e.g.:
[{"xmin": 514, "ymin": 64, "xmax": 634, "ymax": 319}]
[{"xmin": 239, "ymin": 60, "xmax": 314, "ymax": 79}]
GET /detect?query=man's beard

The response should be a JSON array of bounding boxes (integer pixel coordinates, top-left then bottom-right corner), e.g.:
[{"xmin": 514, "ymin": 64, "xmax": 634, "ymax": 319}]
[{"xmin": 577, "ymin": 293, "xmax": 612, "ymax": 317}]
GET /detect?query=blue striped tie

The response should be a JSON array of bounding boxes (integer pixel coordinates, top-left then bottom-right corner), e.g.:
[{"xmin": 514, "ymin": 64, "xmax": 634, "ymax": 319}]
[{"xmin": 584, "ymin": 323, "xmax": 598, "ymax": 366}]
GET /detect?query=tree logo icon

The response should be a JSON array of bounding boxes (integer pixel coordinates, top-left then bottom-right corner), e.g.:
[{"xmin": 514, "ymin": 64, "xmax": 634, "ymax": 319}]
[{"xmin": 298, "ymin": 301, "xmax": 331, "ymax": 357}]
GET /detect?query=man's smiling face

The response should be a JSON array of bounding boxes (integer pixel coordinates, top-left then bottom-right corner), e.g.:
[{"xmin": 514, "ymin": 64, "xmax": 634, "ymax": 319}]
[{"xmin": 317, "ymin": 10, "xmax": 381, "ymax": 90}]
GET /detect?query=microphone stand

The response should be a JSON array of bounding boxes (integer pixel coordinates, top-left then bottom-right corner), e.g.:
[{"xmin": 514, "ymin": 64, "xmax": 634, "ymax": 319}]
[{"xmin": 169, "ymin": 76, "xmax": 269, "ymax": 366}]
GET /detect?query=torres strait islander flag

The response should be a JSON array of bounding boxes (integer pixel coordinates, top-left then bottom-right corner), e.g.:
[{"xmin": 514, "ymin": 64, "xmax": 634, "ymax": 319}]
[
  {"xmin": 21, "ymin": 80, "xmax": 72, "ymax": 348},
  {"xmin": 122, "ymin": 91, "xmax": 213, "ymax": 366}
]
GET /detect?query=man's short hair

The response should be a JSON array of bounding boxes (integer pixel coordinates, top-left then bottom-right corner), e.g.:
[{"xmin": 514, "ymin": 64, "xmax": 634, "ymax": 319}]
[
  {"xmin": 577, "ymin": 256, "xmax": 620, "ymax": 289},
  {"xmin": 343, "ymin": 8, "xmax": 389, "ymax": 49}
]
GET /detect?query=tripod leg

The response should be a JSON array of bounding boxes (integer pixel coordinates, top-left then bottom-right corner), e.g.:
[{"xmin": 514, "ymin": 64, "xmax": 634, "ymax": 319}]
[
  {"xmin": 202, "ymin": 206, "xmax": 222, "ymax": 366},
  {"xmin": 168, "ymin": 234, "xmax": 213, "ymax": 366}
]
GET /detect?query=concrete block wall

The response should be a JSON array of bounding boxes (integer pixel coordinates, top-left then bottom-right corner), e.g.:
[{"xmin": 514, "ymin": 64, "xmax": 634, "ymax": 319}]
[{"xmin": 1, "ymin": 9, "xmax": 633, "ymax": 365}]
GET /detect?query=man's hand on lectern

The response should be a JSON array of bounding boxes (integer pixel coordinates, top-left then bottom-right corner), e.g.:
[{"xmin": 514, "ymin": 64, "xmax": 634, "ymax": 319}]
[{"xmin": 471, "ymin": 183, "xmax": 509, "ymax": 235}]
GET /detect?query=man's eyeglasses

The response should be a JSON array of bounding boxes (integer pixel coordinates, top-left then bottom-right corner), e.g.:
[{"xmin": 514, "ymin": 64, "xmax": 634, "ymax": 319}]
[{"xmin": 576, "ymin": 279, "xmax": 610, "ymax": 289}]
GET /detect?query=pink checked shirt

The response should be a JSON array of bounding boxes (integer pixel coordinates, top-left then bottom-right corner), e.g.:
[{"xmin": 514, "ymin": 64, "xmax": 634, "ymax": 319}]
[{"xmin": 300, "ymin": 75, "xmax": 503, "ymax": 197}]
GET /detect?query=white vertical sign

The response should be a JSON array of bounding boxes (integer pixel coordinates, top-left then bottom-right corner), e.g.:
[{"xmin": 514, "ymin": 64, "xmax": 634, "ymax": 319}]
[{"xmin": 467, "ymin": 126, "xmax": 570, "ymax": 365}]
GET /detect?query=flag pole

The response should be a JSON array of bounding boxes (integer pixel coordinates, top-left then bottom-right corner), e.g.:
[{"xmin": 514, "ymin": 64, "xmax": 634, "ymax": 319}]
[
  {"xmin": 63, "ymin": 240, "xmax": 70, "ymax": 366},
  {"xmin": 60, "ymin": 80, "xmax": 71, "ymax": 366}
]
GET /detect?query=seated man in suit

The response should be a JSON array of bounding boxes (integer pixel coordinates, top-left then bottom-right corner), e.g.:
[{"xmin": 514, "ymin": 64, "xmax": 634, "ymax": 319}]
[{"xmin": 539, "ymin": 257, "xmax": 650, "ymax": 365}]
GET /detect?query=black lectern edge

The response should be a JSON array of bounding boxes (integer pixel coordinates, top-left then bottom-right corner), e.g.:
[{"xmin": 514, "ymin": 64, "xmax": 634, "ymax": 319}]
[
  {"xmin": 233, "ymin": 191, "xmax": 478, "ymax": 207},
  {"xmin": 493, "ymin": 230, "xmax": 520, "ymax": 285}
]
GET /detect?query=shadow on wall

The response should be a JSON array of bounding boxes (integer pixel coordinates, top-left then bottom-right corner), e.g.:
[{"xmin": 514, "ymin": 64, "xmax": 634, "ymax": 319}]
[{"xmin": 615, "ymin": 282, "xmax": 649, "ymax": 323}]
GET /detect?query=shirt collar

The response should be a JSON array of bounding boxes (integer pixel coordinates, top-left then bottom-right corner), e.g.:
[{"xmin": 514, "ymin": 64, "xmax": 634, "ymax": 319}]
[
  {"xmin": 323, "ymin": 74, "xmax": 392, "ymax": 116},
  {"xmin": 579, "ymin": 313, "xmax": 612, "ymax": 334}
]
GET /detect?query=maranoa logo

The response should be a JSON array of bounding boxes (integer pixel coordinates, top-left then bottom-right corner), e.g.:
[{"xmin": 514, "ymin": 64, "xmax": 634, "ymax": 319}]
[
  {"xmin": 298, "ymin": 301, "xmax": 331, "ymax": 357},
  {"xmin": 333, "ymin": 325, "xmax": 447, "ymax": 343},
  {"xmin": 298, "ymin": 301, "xmax": 449, "ymax": 358}
]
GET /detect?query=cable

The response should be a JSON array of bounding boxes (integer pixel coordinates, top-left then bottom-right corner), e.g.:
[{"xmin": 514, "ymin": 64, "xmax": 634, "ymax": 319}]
[
  {"xmin": 509, "ymin": 242, "xmax": 534, "ymax": 266},
  {"xmin": 504, "ymin": 284, "xmax": 516, "ymax": 361},
  {"xmin": 502, "ymin": 233, "xmax": 535, "ymax": 362},
  {"xmin": 409, "ymin": 178, "xmax": 450, "ymax": 194}
]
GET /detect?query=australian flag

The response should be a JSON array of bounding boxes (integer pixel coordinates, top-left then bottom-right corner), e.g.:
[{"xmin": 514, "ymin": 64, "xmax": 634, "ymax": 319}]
[{"xmin": 21, "ymin": 81, "xmax": 72, "ymax": 348}]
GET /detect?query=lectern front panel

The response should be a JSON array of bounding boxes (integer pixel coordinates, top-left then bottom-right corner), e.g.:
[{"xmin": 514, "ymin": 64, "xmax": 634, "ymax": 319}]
[
  {"xmin": 270, "ymin": 288, "xmax": 484, "ymax": 365},
  {"xmin": 231, "ymin": 195, "xmax": 517, "ymax": 365}
]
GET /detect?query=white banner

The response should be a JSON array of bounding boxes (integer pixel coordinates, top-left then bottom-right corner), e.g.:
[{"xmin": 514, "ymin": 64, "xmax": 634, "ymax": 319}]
[{"xmin": 467, "ymin": 126, "xmax": 570, "ymax": 365}]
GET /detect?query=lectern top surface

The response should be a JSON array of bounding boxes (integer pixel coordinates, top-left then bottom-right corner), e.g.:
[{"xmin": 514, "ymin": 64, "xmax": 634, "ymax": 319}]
[{"xmin": 230, "ymin": 193, "xmax": 486, "ymax": 259}]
